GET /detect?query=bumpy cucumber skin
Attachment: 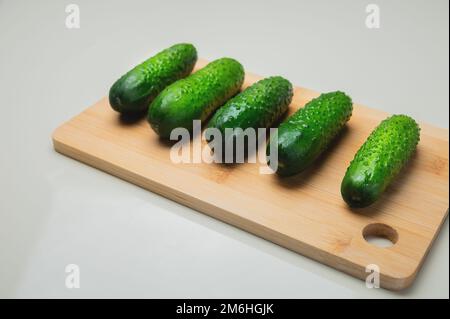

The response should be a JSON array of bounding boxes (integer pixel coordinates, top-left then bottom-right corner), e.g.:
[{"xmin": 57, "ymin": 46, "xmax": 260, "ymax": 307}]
[
  {"xmin": 109, "ymin": 43, "xmax": 197, "ymax": 114},
  {"xmin": 341, "ymin": 115, "xmax": 420, "ymax": 208},
  {"xmin": 148, "ymin": 58, "xmax": 244, "ymax": 138},
  {"xmin": 268, "ymin": 91, "xmax": 353, "ymax": 176},
  {"xmin": 207, "ymin": 76, "xmax": 293, "ymax": 138}
]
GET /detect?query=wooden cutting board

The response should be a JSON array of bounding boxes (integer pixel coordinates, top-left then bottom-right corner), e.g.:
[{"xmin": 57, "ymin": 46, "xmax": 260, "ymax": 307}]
[{"xmin": 52, "ymin": 59, "xmax": 449, "ymax": 290}]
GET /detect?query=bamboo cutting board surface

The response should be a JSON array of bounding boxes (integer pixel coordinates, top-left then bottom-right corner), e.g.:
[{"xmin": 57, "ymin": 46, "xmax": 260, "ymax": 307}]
[{"xmin": 52, "ymin": 59, "xmax": 449, "ymax": 290}]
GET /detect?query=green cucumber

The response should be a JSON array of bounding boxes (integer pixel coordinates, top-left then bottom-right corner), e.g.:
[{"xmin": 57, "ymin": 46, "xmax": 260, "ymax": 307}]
[
  {"xmin": 148, "ymin": 58, "xmax": 244, "ymax": 138},
  {"xmin": 341, "ymin": 115, "xmax": 420, "ymax": 208},
  {"xmin": 207, "ymin": 76, "xmax": 293, "ymax": 145},
  {"xmin": 267, "ymin": 91, "xmax": 353, "ymax": 176},
  {"xmin": 109, "ymin": 43, "xmax": 197, "ymax": 114}
]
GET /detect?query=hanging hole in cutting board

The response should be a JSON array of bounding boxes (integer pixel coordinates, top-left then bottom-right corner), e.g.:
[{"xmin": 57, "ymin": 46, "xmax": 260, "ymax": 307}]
[{"xmin": 363, "ymin": 223, "xmax": 398, "ymax": 248}]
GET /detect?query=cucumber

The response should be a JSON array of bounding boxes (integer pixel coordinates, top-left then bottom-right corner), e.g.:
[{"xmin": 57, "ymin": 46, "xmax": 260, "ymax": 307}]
[
  {"xmin": 341, "ymin": 115, "xmax": 420, "ymax": 208},
  {"xmin": 109, "ymin": 43, "xmax": 197, "ymax": 114},
  {"xmin": 207, "ymin": 76, "xmax": 293, "ymax": 145},
  {"xmin": 148, "ymin": 58, "xmax": 244, "ymax": 138},
  {"xmin": 267, "ymin": 91, "xmax": 353, "ymax": 176}
]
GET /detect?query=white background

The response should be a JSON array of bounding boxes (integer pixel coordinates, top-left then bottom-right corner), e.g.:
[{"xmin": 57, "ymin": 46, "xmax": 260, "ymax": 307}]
[{"xmin": 0, "ymin": 0, "xmax": 448, "ymax": 298}]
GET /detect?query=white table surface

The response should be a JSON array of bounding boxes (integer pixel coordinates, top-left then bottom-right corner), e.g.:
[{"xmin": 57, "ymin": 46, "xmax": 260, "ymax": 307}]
[{"xmin": 0, "ymin": 0, "xmax": 448, "ymax": 298}]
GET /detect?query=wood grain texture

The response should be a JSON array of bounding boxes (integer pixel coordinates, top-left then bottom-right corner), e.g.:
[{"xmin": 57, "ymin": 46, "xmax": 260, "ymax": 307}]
[{"xmin": 52, "ymin": 59, "xmax": 449, "ymax": 290}]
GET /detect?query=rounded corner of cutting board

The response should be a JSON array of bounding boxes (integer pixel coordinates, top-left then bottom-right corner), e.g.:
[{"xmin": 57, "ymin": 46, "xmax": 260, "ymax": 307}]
[
  {"xmin": 51, "ymin": 125, "xmax": 65, "ymax": 150},
  {"xmin": 382, "ymin": 265, "xmax": 421, "ymax": 291}
]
